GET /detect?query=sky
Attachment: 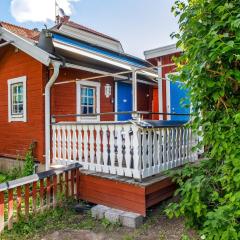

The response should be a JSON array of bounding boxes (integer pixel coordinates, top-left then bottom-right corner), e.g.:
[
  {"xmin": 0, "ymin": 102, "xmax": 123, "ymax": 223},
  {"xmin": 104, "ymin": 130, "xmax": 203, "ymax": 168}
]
[{"xmin": 0, "ymin": 0, "xmax": 179, "ymax": 58}]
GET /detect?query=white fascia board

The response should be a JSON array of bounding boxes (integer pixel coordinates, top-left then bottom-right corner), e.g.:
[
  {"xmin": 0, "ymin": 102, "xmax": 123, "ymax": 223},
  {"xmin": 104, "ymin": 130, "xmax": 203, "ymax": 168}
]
[
  {"xmin": 54, "ymin": 40, "xmax": 133, "ymax": 71},
  {"xmin": 0, "ymin": 27, "xmax": 52, "ymax": 66},
  {"xmin": 65, "ymin": 62, "xmax": 112, "ymax": 75},
  {"xmin": 144, "ymin": 44, "xmax": 182, "ymax": 60},
  {"xmin": 54, "ymin": 25, "xmax": 124, "ymax": 53},
  {"xmin": 62, "ymin": 45, "xmax": 158, "ymax": 78}
]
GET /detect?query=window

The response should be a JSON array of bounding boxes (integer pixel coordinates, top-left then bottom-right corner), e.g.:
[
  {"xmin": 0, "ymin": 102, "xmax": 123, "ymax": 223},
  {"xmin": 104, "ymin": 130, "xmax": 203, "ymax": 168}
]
[
  {"xmin": 76, "ymin": 80, "xmax": 100, "ymax": 121},
  {"xmin": 80, "ymin": 86, "xmax": 96, "ymax": 114},
  {"xmin": 8, "ymin": 76, "xmax": 27, "ymax": 122}
]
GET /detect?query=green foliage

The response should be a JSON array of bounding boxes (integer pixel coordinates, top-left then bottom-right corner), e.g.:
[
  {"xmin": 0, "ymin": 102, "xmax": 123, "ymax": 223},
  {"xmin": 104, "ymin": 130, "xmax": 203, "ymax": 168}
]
[
  {"xmin": 0, "ymin": 145, "xmax": 35, "ymax": 183},
  {"xmin": 22, "ymin": 149, "xmax": 35, "ymax": 177},
  {"xmin": 166, "ymin": 0, "xmax": 240, "ymax": 239}
]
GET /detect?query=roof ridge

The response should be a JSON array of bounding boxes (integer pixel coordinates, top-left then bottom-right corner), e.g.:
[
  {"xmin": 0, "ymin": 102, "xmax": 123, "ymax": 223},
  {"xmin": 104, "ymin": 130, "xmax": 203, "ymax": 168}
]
[
  {"xmin": 0, "ymin": 21, "xmax": 39, "ymax": 34},
  {"xmin": 62, "ymin": 20, "xmax": 120, "ymax": 43}
]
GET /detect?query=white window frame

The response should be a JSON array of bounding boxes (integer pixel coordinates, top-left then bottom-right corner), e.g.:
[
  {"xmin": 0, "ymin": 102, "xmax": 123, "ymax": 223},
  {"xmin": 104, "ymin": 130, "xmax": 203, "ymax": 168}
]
[
  {"xmin": 76, "ymin": 80, "xmax": 100, "ymax": 122},
  {"xmin": 8, "ymin": 76, "xmax": 27, "ymax": 122}
]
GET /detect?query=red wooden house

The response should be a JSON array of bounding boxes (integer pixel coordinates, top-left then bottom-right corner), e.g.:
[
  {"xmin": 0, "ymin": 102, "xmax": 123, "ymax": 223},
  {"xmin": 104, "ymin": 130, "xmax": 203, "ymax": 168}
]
[{"xmin": 0, "ymin": 19, "xmax": 197, "ymax": 215}]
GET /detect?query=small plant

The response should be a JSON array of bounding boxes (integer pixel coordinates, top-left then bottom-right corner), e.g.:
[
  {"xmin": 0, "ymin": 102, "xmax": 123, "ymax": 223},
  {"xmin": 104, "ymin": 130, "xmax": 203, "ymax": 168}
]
[
  {"xmin": 122, "ymin": 235, "xmax": 134, "ymax": 240},
  {"xmin": 100, "ymin": 218, "xmax": 121, "ymax": 230},
  {"xmin": 22, "ymin": 144, "xmax": 35, "ymax": 177}
]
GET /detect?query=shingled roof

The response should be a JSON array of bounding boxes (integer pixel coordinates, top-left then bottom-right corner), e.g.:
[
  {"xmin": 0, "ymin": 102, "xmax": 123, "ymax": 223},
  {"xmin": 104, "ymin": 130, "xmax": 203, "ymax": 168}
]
[
  {"xmin": 0, "ymin": 19, "xmax": 119, "ymax": 44},
  {"xmin": 0, "ymin": 22, "xmax": 39, "ymax": 40}
]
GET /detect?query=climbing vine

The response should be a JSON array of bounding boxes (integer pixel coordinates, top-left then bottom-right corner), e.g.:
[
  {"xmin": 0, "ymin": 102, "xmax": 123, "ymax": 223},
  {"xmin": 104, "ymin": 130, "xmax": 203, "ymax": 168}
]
[{"xmin": 165, "ymin": 0, "xmax": 240, "ymax": 239}]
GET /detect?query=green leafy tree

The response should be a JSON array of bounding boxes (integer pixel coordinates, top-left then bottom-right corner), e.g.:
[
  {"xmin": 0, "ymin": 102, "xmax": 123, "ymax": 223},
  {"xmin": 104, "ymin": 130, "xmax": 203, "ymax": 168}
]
[{"xmin": 165, "ymin": 0, "xmax": 240, "ymax": 239}]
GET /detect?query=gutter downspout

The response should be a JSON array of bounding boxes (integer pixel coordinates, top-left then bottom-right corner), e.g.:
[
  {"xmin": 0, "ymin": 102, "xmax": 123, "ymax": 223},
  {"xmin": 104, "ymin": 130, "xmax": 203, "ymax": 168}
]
[{"xmin": 45, "ymin": 61, "xmax": 61, "ymax": 170}]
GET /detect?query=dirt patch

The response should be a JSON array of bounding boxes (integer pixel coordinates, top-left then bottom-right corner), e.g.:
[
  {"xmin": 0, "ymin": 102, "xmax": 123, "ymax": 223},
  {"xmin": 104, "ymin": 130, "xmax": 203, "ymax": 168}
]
[
  {"xmin": 39, "ymin": 206, "xmax": 198, "ymax": 240},
  {"xmin": 2, "ymin": 200, "xmax": 198, "ymax": 240}
]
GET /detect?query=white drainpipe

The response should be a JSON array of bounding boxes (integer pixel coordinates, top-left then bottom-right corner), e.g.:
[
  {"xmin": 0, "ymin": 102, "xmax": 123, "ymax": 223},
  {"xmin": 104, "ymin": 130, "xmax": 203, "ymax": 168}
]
[{"xmin": 45, "ymin": 61, "xmax": 61, "ymax": 170}]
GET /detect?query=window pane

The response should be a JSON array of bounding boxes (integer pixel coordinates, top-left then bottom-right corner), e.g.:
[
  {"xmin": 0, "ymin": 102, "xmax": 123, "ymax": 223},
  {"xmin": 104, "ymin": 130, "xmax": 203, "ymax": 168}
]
[
  {"xmin": 17, "ymin": 95, "xmax": 23, "ymax": 103},
  {"xmin": 18, "ymin": 85, "xmax": 23, "ymax": 94},
  {"xmin": 19, "ymin": 104, "xmax": 23, "ymax": 114},
  {"xmin": 88, "ymin": 98, "xmax": 94, "ymax": 105},
  {"xmin": 13, "ymin": 95, "xmax": 18, "ymax": 104},
  {"xmin": 81, "ymin": 106, "xmax": 88, "ymax": 114},
  {"xmin": 88, "ymin": 107, "xmax": 94, "ymax": 114},
  {"xmin": 81, "ymin": 97, "xmax": 88, "ymax": 105},
  {"xmin": 12, "ymin": 105, "xmax": 18, "ymax": 114},
  {"xmin": 88, "ymin": 88, "xmax": 94, "ymax": 96},
  {"xmin": 12, "ymin": 85, "xmax": 18, "ymax": 94},
  {"xmin": 81, "ymin": 87, "xmax": 87, "ymax": 96}
]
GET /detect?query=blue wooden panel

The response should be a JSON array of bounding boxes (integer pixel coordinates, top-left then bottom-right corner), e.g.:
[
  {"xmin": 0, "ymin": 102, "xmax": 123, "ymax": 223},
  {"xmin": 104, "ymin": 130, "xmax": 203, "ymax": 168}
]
[
  {"xmin": 170, "ymin": 81, "xmax": 190, "ymax": 121},
  {"xmin": 53, "ymin": 34, "xmax": 151, "ymax": 68},
  {"xmin": 117, "ymin": 82, "xmax": 132, "ymax": 121}
]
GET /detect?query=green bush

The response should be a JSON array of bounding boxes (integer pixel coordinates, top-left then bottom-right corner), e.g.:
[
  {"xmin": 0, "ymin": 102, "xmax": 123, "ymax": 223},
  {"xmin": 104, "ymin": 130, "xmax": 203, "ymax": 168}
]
[
  {"xmin": 165, "ymin": 0, "xmax": 240, "ymax": 239},
  {"xmin": 22, "ymin": 149, "xmax": 35, "ymax": 177}
]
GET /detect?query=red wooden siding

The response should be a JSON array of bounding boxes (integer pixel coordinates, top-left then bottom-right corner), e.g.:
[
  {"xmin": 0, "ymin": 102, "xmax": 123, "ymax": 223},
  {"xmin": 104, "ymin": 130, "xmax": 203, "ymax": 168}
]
[
  {"xmin": 52, "ymin": 68, "xmax": 153, "ymax": 122},
  {"xmin": 51, "ymin": 69, "xmax": 115, "ymax": 122},
  {"xmin": 0, "ymin": 46, "xmax": 45, "ymax": 162},
  {"xmin": 79, "ymin": 172, "xmax": 176, "ymax": 216}
]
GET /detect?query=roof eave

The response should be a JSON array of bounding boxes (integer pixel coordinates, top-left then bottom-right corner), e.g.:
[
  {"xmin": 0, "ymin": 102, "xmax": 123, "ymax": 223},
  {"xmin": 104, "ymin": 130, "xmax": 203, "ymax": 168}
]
[
  {"xmin": 0, "ymin": 27, "xmax": 52, "ymax": 66},
  {"xmin": 144, "ymin": 43, "xmax": 182, "ymax": 60}
]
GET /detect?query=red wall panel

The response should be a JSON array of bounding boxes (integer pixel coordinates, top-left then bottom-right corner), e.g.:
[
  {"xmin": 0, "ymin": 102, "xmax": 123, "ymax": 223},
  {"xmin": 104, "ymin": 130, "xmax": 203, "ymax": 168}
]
[{"xmin": 0, "ymin": 46, "xmax": 45, "ymax": 162}]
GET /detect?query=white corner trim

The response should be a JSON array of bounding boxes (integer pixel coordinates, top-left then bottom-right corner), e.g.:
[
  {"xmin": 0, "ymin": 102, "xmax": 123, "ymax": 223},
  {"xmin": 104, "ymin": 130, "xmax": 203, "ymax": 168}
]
[
  {"xmin": 8, "ymin": 76, "xmax": 27, "ymax": 122},
  {"xmin": 114, "ymin": 81, "xmax": 118, "ymax": 121},
  {"xmin": 157, "ymin": 60, "xmax": 163, "ymax": 120},
  {"xmin": 76, "ymin": 80, "xmax": 101, "ymax": 122}
]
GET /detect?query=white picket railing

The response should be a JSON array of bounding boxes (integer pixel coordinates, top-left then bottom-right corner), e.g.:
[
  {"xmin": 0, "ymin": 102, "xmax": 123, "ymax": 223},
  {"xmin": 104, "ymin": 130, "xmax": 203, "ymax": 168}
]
[{"xmin": 51, "ymin": 122, "xmax": 198, "ymax": 179}]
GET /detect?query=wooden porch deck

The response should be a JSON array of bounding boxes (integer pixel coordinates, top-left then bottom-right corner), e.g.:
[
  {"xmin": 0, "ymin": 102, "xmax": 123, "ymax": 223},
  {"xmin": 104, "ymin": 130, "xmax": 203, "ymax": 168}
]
[{"xmin": 79, "ymin": 169, "xmax": 176, "ymax": 216}]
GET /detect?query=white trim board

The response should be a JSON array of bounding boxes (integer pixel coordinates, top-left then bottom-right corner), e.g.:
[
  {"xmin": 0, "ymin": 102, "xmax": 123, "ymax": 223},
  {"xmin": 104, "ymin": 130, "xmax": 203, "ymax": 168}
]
[
  {"xmin": 53, "ymin": 25, "xmax": 124, "ymax": 53},
  {"xmin": 76, "ymin": 80, "xmax": 101, "ymax": 122},
  {"xmin": 144, "ymin": 44, "xmax": 182, "ymax": 60}
]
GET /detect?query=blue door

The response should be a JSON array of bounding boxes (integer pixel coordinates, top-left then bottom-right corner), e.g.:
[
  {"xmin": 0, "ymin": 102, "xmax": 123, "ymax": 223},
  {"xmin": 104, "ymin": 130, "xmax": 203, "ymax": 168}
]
[
  {"xmin": 117, "ymin": 82, "xmax": 132, "ymax": 121},
  {"xmin": 169, "ymin": 81, "xmax": 190, "ymax": 121}
]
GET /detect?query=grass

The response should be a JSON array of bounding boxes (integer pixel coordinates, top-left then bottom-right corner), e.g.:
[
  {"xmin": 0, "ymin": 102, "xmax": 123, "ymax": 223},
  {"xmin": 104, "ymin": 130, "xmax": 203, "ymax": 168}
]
[
  {"xmin": 1, "ymin": 200, "xmax": 123, "ymax": 240},
  {"xmin": 1, "ymin": 199, "xmax": 197, "ymax": 240},
  {"xmin": 0, "ymin": 173, "xmax": 7, "ymax": 183}
]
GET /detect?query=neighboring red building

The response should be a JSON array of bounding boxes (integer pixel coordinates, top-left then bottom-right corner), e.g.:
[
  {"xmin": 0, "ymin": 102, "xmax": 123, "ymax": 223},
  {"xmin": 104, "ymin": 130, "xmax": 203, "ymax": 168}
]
[
  {"xmin": 0, "ymin": 19, "xmax": 157, "ymax": 166},
  {"xmin": 144, "ymin": 44, "xmax": 185, "ymax": 120}
]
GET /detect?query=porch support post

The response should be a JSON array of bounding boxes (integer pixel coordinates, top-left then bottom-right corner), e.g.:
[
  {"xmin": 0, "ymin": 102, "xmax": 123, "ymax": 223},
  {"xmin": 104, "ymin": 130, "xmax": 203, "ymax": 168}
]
[
  {"xmin": 132, "ymin": 69, "xmax": 138, "ymax": 119},
  {"xmin": 157, "ymin": 59, "xmax": 163, "ymax": 120},
  {"xmin": 45, "ymin": 61, "xmax": 61, "ymax": 170}
]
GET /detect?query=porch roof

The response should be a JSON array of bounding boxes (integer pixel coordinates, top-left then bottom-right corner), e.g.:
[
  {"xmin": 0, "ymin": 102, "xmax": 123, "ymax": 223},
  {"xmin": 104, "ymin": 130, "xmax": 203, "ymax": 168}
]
[{"xmin": 52, "ymin": 33, "xmax": 158, "ymax": 80}]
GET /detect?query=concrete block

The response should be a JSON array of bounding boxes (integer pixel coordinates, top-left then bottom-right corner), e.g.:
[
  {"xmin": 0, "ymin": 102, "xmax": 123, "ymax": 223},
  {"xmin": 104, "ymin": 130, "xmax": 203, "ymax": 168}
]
[
  {"xmin": 104, "ymin": 209, "xmax": 124, "ymax": 223},
  {"xmin": 91, "ymin": 205, "xmax": 110, "ymax": 219},
  {"xmin": 121, "ymin": 212, "xmax": 143, "ymax": 228}
]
